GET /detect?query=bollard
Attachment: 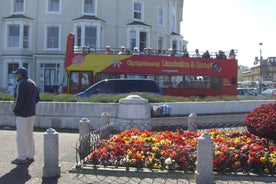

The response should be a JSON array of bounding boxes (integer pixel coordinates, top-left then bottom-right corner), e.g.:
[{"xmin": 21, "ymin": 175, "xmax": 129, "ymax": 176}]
[
  {"xmin": 43, "ymin": 128, "xmax": 60, "ymax": 178},
  {"xmin": 195, "ymin": 133, "xmax": 214, "ymax": 184},
  {"xmin": 101, "ymin": 112, "xmax": 110, "ymax": 127},
  {"xmin": 79, "ymin": 117, "xmax": 91, "ymax": 140},
  {"xmin": 188, "ymin": 113, "xmax": 197, "ymax": 132}
]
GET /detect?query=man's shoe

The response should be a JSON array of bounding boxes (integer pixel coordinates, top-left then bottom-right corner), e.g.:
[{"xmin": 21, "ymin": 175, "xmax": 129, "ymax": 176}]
[
  {"xmin": 27, "ymin": 158, "xmax": 34, "ymax": 163},
  {"xmin": 11, "ymin": 158, "xmax": 29, "ymax": 165}
]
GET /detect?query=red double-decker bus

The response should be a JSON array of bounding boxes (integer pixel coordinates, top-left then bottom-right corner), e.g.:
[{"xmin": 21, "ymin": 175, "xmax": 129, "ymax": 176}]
[{"xmin": 65, "ymin": 33, "xmax": 238, "ymax": 97}]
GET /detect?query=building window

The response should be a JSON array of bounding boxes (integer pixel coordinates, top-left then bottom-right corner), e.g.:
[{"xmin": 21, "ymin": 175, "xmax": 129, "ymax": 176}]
[
  {"xmin": 85, "ymin": 26, "xmax": 97, "ymax": 48},
  {"xmin": 8, "ymin": 25, "xmax": 20, "ymax": 48},
  {"xmin": 158, "ymin": 36, "xmax": 164, "ymax": 50},
  {"xmin": 133, "ymin": 2, "xmax": 143, "ymax": 21},
  {"xmin": 74, "ymin": 23, "xmax": 100, "ymax": 49},
  {"xmin": 157, "ymin": 8, "xmax": 164, "ymax": 26},
  {"xmin": 130, "ymin": 31, "xmax": 136, "ymax": 51},
  {"xmin": 6, "ymin": 23, "xmax": 31, "ymax": 49},
  {"xmin": 140, "ymin": 32, "xmax": 147, "ymax": 51},
  {"xmin": 172, "ymin": 15, "xmax": 176, "ymax": 32},
  {"xmin": 23, "ymin": 25, "xmax": 29, "ymax": 48},
  {"xmin": 76, "ymin": 26, "xmax": 82, "ymax": 47},
  {"xmin": 172, "ymin": 40, "xmax": 177, "ymax": 51},
  {"xmin": 47, "ymin": 0, "xmax": 60, "ymax": 13},
  {"xmin": 46, "ymin": 26, "xmax": 59, "ymax": 49},
  {"xmin": 83, "ymin": 0, "xmax": 96, "ymax": 15},
  {"xmin": 13, "ymin": 0, "xmax": 24, "ymax": 14}
]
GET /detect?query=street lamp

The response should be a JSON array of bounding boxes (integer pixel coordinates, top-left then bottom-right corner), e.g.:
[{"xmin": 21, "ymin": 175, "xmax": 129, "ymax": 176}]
[{"xmin": 259, "ymin": 42, "xmax": 263, "ymax": 93}]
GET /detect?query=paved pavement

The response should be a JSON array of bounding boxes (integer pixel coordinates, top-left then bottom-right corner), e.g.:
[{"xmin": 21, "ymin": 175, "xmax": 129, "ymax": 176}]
[{"xmin": 0, "ymin": 127, "xmax": 275, "ymax": 184}]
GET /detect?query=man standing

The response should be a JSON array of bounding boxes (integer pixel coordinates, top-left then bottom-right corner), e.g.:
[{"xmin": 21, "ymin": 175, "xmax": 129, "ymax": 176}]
[{"xmin": 11, "ymin": 67, "xmax": 40, "ymax": 165}]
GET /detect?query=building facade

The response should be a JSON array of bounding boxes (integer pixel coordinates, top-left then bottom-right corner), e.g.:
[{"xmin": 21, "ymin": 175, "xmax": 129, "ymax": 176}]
[
  {"xmin": 0, "ymin": 0, "xmax": 186, "ymax": 93},
  {"xmin": 241, "ymin": 57, "xmax": 276, "ymax": 89}
]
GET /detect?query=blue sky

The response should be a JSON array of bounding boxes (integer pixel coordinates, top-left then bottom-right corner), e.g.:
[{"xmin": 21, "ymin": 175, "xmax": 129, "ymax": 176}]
[{"xmin": 181, "ymin": 0, "xmax": 276, "ymax": 67}]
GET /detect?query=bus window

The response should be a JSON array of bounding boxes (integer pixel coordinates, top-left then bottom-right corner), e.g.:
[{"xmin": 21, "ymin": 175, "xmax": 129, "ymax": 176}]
[
  {"xmin": 126, "ymin": 74, "xmax": 154, "ymax": 79},
  {"xmin": 184, "ymin": 75, "xmax": 210, "ymax": 89},
  {"xmin": 70, "ymin": 71, "xmax": 93, "ymax": 93},
  {"xmin": 211, "ymin": 76, "xmax": 222, "ymax": 89},
  {"xmin": 156, "ymin": 75, "xmax": 183, "ymax": 88},
  {"xmin": 95, "ymin": 73, "xmax": 123, "ymax": 82}
]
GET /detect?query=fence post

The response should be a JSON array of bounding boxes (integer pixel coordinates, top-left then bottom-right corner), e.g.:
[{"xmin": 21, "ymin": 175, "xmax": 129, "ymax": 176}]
[
  {"xmin": 195, "ymin": 133, "xmax": 214, "ymax": 184},
  {"xmin": 100, "ymin": 112, "xmax": 110, "ymax": 139},
  {"xmin": 43, "ymin": 128, "xmax": 60, "ymax": 178},
  {"xmin": 79, "ymin": 117, "xmax": 91, "ymax": 140},
  {"xmin": 188, "ymin": 113, "xmax": 197, "ymax": 132},
  {"xmin": 101, "ymin": 112, "xmax": 110, "ymax": 127}
]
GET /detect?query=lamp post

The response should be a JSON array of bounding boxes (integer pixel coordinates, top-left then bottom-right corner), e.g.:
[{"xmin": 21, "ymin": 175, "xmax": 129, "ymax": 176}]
[{"xmin": 259, "ymin": 42, "xmax": 263, "ymax": 93}]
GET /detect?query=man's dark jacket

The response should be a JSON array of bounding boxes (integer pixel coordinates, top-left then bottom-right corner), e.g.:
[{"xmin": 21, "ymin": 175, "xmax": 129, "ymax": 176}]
[{"xmin": 13, "ymin": 77, "xmax": 40, "ymax": 117}]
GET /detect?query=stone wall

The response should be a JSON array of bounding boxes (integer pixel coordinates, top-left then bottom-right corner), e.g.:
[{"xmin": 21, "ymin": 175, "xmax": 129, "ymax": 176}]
[{"xmin": 0, "ymin": 100, "xmax": 274, "ymax": 130}]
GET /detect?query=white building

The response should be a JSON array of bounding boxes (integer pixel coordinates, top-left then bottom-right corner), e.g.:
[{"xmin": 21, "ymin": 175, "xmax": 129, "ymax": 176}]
[{"xmin": 0, "ymin": 0, "xmax": 186, "ymax": 93}]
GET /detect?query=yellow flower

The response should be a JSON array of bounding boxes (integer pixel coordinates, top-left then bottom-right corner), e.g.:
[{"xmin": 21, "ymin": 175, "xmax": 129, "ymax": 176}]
[
  {"xmin": 260, "ymin": 156, "xmax": 266, "ymax": 163},
  {"xmin": 264, "ymin": 168, "xmax": 270, "ymax": 174},
  {"xmin": 152, "ymin": 146, "xmax": 160, "ymax": 153},
  {"xmin": 153, "ymin": 163, "xmax": 162, "ymax": 169}
]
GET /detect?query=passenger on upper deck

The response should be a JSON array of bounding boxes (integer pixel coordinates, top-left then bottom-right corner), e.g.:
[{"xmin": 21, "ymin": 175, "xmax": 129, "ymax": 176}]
[
  {"xmin": 193, "ymin": 49, "xmax": 202, "ymax": 58},
  {"xmin": 148, "ymin": 48, "xmax": 154, "ymax": 56},
  {"xmin": 202, "ymin": 50, "xmax": 210, "ymax": 58},
  {"xmin": 227, "ymin": 49, "xmax": 236, "ymax": 60},
  {"xmin": 118, "ymin": 46, "xmax": 126, "ymax": 54},
  {"xmin": 159, "ymin": 49, "xmax": 167, "ymax": 56},
  {"xmin": 132, "ymin": 47, "xmax": 140, "ymax": 55},
  {"xmin": 216, "ymin": 50, "xmax": 226, "ymax": 59},
  {"xmin": 167, "ymin": 48, "xmax": 175, "ymax": 57},
  {"xmin": 105, "ymin": 45, "xmax": 113, "ymax": 54},
  {"xmin": 141, "ymin": 48, "xmax": 149, "ymax": 56},
  {"xmin": 182, "ymin": 48, "xmax": 189, "ymax": 57},
  {"xmin": 82, "ymin": 46, "xmax": 88, "ymax": 54}
]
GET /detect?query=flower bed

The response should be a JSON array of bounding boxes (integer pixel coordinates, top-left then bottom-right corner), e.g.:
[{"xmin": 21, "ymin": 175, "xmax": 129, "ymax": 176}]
[
  {"xmin": 85, "ymin": 128, "xmax": 276, "ymax": 175},
  {"xmin": 245, "ymin": 103, "xmax": 276, "ymax": 141}
]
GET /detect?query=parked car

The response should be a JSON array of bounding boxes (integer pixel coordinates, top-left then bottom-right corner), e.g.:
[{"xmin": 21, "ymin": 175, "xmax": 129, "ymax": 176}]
[
  {"xmin": 237, "ymin": 88, "xmax": 258, "ymax": 98},
  {"xmin": 259, "ymin": 88, "xmax": 276, "ymax": 98},
  {"xmin": 75, "ymin": 78, "xmax": 163, "ymax": 98}
]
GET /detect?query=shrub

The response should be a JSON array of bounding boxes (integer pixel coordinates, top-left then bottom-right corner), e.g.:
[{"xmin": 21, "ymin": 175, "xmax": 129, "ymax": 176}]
[{"xmin": 245, "ymin": 103, "xmax": 276, "ymax": 141}]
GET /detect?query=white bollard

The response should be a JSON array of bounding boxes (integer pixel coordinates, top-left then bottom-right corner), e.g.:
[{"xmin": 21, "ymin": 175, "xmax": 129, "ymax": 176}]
[
  {"xmin": 79, "ymin": 117, "xmax": 91, "ymax": 140},
  {"xmin": 43, "ymin": 128, "xmax": 60, "ymax": 178},
  {"xmin": 188, "ymin": 113, "xmax": 198, "ymax": 132},
  {"xmin": 101, "ymin": 112, "xmax": 110, "ymax": 127},
  {"xmin": 195, "ymin": 133, "xmax": 214, "ymax": 184}
]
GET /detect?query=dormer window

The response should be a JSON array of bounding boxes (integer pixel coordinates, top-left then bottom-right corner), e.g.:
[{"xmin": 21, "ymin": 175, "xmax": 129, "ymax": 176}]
[
  {"xmin": 83, "ymin": 0, "xmax": 97, "ymax": 15},
  {"xmin": 13, "ymin": 0, "xmax": 24, "ymax": 14},
  {"xmin": 133, "ymin": 1, "xmax": 144, "ymax": 21}
]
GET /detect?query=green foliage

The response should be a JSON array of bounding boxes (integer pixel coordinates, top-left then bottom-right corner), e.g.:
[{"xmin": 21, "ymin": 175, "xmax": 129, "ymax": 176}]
[{"xmin": 0, "ymin": 92, "xmax": 257, "ymax": 103}]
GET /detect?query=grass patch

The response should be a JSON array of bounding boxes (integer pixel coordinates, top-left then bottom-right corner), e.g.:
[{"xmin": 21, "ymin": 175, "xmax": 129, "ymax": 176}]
[{"xmin": 0, "ymin": 92, "xmax": 266, "ymax": 103}]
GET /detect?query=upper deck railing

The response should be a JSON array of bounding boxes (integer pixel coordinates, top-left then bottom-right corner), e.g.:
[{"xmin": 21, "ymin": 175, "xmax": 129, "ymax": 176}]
[{"xmin": 73, "ymin": 46, "xmax": 237, "ymax": 60}]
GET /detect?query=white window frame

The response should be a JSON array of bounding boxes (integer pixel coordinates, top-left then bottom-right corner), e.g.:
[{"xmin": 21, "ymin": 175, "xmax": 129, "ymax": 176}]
[
  {"xmin": 12, "ymin": 0, "xmax": 25, "ymax": 14},
  {"xmin": 171, "ymin": 8, "xmax": 177, "ymax": 33},
  {"xmin": 83, "ymin": 0, "xmax": 97, "ymax": 15},
  {"xmin": 46, "ymin": 0, "xmax": 62, "ymax": 14},
  {"xmin": 73, "ymin": 21, "xmax": 103, "ymax": 49},
  {"xmin": 157, "ymin": 36, "xmax": 164, "ymax": 50},
  {"xmin": 127, "ymin": 26, "xmax": 150, "ymax": 51},
  {"xmin": 133, "ymin": 1, "xmax": 144, "ymax": 21},
  {"xmin": 4, "ymin": 21, "xmax": 32, "ymax": 51},
  {"xmin": 8, "ymin": 24, "xmax": 20, "ymax": 48},
  {"xmin": 45, "ymin": 25, "xmax": 61, "ymax": 51},
  {"xmin": 23, "ymin": 25, "xmax": 29, "ymax": 48},
  {"xmin": 157, "ymin": 7, "xmax": 164, "ymax": 26}
]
